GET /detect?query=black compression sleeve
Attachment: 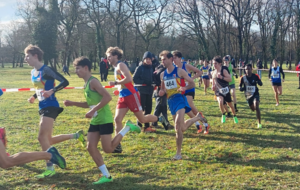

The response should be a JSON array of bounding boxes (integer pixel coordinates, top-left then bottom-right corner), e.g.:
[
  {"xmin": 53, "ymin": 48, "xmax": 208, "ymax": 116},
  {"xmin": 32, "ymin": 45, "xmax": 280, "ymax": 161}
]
[
  {"xmin": 43, "ymin": 66, "xmax": 69, "ymax": 92},
  {"xmin": 33, "ymin": 93, "xmax": 37, "ymax": 99},
  {"xmin": 280, "ymin": 67, "xmax": 285, "ymax": 79}
]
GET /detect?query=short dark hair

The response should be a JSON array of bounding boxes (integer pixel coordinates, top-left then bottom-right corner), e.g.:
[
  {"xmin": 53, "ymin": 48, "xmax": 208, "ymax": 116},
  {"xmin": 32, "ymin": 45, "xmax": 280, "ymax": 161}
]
[
  {"xmin": 172, "ymin": 50, "xmax": 182, "ymax": 58},
  {"xmin": 159, "ymin": 50, "xmax": 173, "ymax": 59},
  {"xmin": 246, "ymin": 64, "xmax": 252, "ymax": 68},
  {"xmin": 73, "ymin": 56, "xmax": 92, "ymax": 71},
  {"xmin": 213, "ymin": 56, "xmax": 223, "ymax": 64}
]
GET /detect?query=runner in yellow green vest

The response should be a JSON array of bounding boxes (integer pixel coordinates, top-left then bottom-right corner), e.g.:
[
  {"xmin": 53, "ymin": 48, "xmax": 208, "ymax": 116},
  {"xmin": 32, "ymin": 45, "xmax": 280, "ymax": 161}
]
[{"xmin": 64, "ymin": 57, "xmax": 141, "ymax": 185}]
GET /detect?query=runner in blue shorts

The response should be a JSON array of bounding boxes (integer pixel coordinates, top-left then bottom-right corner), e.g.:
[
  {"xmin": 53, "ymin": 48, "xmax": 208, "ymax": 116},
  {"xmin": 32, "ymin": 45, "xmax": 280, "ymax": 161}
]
[{"xmin": 159, "ymin": 50, "xmax": 208, "ymax": 160}]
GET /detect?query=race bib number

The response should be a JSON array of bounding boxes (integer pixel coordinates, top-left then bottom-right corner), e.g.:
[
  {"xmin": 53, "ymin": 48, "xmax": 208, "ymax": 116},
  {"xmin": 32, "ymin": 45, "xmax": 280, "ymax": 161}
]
[
  {"xmin": 246, "ymin": 86, "xmax": 255, "ymax": 93},
  {"xmin": 89, "ymin": 105, "xmax": 98, "ymax": 118},
  {"xmin": 185, "ymin": 82, "xmax": 188, "ymax": 86},
  {"xmin": 203, "ymin": 72, "xmax": 208, "ymax": 76},
  {"xmin": 164, "ymin": 79, "xmax": 177, "ymax": 90},
  {"xmin": 36, "ymin": 89, "xmax": 45, "ymax": 101},
  {"xmin": 272, "ymin": 72, "xmax": 279, "ymax": 78},
  {"xmin": 219, "ymin": 87, "xmax": 229, "ymax": 95}
]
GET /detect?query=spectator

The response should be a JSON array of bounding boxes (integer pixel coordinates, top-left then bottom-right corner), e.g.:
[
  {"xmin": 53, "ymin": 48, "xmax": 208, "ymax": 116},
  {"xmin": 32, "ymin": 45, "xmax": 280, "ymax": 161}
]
[
  {"xmin": 99, "ymin": 57, "xmax": 107, "ymax": 82},
  {"xmin": 124, "ymin": 59, "xmax": 129, "ymax": 68},
  {"xmin": 133, "ymin": 51, "xmax": 155, "ymax": 132},
  {"xmin": 256, "ymin": 58, "xmax": 263, "ymax": 79},
  {"xmin": 231, "ymin": 57, "xmax": 236, "ymax": 68},
  {"xmin": 151, "ymin": 53, "xmax": 160, "ymax": 70},
  {"xmin": 63, "ymin": 64, "xmax": 70, "ymax": 76},
  {"xmin": 152, "ymin": 62, "xmax": 172, "ymax": 130},
  {"xmin": 297, "ymin": 61, "xmax": 300, "ymax": 89}
]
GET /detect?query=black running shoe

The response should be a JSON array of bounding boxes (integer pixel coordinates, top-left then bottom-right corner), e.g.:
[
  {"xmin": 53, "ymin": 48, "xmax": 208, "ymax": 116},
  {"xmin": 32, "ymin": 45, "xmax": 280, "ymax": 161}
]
[{"xmin": 112, "ymin": 143, "xmax": 122, "ymax": 153}]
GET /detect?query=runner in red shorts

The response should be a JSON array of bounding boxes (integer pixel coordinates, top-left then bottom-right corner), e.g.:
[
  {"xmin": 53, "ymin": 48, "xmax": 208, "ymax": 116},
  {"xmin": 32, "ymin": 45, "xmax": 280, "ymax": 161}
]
[{"xmin": 106, "ymin": 47, "xmax": 167, "ymax": 153}]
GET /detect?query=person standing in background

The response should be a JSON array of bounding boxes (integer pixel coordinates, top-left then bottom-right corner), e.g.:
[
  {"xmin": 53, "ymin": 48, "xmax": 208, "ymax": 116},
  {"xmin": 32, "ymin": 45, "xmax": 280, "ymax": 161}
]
[{"xmin": 99, "ymin": 58, "xmax": 107, "ymax": 82}]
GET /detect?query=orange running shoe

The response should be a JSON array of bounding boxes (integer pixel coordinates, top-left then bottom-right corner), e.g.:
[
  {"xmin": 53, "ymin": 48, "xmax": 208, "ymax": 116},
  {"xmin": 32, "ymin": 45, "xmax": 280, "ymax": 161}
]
[
  {"xmin": 204, "ymin": 124, "xmax": 210, "ymax": 135},
  {"xmin": 144, "ymin": 127, "xmax": 156, "ymax": 133},
  {"xmin": 197, "ymin": 125, "xmax": 202, "ymax": 134}
]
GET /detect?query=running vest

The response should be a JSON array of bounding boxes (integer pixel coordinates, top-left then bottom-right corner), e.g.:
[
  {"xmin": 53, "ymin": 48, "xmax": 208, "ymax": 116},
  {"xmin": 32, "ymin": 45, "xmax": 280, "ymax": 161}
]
[
  {"xmin": 31, "ymin": 65, "xmax": 59, "ymax": 109},
  {"xmin": 114, "ymin": 65, "xmax": 137, "ymax": 97},
  {"xmin": 242, "ymin": 75, "xmax": 257, "ymax": 99},
  {"xmin": 84, "ymin": 76, "xmax": 113, "ymax": 125},
  {"xmin": 163, "ymin": 67, "xmax": 183, "ymax": 98},
  {"xmin": 215, "ymin": 66, "xmax": 230, "ymax": 95},
  {"xmin": 271, "ymin": 66, "xmax": 281, "ymax": 83},
  {"xmin": 181, "ymin": 62, "xmax": 195, "ymax": 93},
  {"xmin": 201, "ymin": 66, "xmax": 210, "ymax": 77},
  {"xmin": 228, "ymin": 63, "xmax": 235, "ymax": 85}
]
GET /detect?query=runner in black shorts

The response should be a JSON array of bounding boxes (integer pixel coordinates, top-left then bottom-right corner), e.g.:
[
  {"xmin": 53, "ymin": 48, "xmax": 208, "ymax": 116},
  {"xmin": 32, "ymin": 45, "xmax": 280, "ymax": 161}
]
[
  {"xmin": 211, "ymin": 56, "xmax": 238, "ymax": 124},
  {"xmin": 239, "ymin": 64, "xmax": 263, "ymax": 128}
]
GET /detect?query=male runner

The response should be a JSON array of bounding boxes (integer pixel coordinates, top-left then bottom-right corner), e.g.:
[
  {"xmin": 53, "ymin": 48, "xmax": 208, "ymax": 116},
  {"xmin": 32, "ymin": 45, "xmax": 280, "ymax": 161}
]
[
  {"xmin": 64, "ymin": 57, "xmax": 141, "ymax": 184},
  {"xmin": 211, "ymin": 56, "xmax": 238, "ymax": 124},
  {"xmin": 223, "ymin": 55, "xmax": 238, "ymax": 112},
  {"xmin": 159, "ymin": 50, "xmax": 207, "ymax": 160},
  {"xmin": 24, "ymin": 44, "xmax": 85, "ymax": 178},
  {"xmin": 239, "ymin": 64, "xmax": 263, "ymax": 128},
  {"xmin": 172, "ymin": 51, "xmax": 209, "ymax": 134},
  {"xmin": 106, "ymin": 47, "xmax": 167, "ymax": 153},
  {"xmin": 0, "ymin": 88, "xmax": 66, "ymax": 170}
]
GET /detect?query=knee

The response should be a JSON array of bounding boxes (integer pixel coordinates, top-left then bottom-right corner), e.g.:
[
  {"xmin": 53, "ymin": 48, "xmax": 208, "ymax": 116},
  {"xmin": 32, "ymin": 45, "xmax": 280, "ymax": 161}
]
[
  {"xmin": 87, "ymin": 143, "xmax": 97, "ymax": 153},
  {"xmin": 102, "ymin": 146, "xmax": 113, "ymax": 154},
  {"xmin": 114, "ymin": 116, "xmax": 122, "ymax": 124}
]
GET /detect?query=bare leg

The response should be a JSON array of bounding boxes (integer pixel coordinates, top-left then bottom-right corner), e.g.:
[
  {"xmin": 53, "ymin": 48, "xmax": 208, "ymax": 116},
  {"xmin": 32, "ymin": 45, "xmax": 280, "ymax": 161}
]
[
  {"xmin": 186, "ymin": 95, "xmax": 198, "ymax": 115},
  {"xmin": 174, "ymin": 109, "xmax": 185, "ymax": 156},
  {"xmin": 87, "ymin": 132, "xmax": 104, "ymax": 167},
  {"xmin": 0, "ymin": 141, "xmax": 51, "ymax": 169},
  {"xmin": 254, "ymin": 100, "xmax": 261, "ymax": 124},
  {"xmin": 272, "ymin": 86, "xmax": 279, "ymax": 104},
  {"xmin": 134, "ymin": 111, "xmax": 158, "ymax": 124},
  {"xmin": 231, "ymin": 88, "xmax": 237, "ymax": 104},
  {"xmin": 114, "ymin": 108, "xmax": 129, "ymax": 134},
  {"xmin": 227, "ymin": 102, "xmax": 236, "ymax": 115},
  {"xmin": 277, "ymin": 86, "xmax": 282, "ymax": 95},
  {"xmin": 217, "ymin": 96, "xmax": 225, "ymax": 113},
  {"xmin": 101, "ymin": 134, "xmax": 123, "ymax": 153},
  {"xmin": 181, "ymin": 113, "xmax": 202, "ymax": 132}
]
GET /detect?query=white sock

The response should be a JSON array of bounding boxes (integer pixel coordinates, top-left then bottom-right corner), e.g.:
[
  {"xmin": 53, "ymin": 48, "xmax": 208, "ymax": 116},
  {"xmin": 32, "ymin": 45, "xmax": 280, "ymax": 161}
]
[
  {"xmin": 119, "ymin": 126, "xmax": 130, "ymax": 137},
  {"xmin": 99, "ymin": 164, "xmax": 110, "ymax": 178},
  {"xmin": 195, "ymin": 121, "xmax": 200, "ymax": 126}
]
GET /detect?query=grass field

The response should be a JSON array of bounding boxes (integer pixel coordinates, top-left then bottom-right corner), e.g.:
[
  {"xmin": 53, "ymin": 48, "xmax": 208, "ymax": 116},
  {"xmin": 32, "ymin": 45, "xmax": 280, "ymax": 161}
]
[{"xmin": 1, "ymin": 65, "xmax": 300, "ymax": 189}]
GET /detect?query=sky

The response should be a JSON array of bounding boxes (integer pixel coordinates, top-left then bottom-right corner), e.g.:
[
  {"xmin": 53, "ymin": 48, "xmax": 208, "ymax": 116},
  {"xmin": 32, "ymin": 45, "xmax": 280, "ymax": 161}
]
[{"xmin": 0, "ymin": 0, "xmax": 20, "ymax": 24}]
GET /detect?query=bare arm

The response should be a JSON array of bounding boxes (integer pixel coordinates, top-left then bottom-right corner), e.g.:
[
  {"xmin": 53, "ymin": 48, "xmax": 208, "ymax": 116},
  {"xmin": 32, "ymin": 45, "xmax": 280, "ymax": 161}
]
[
  {"xmin": 217, "ymin": 69, "xmax": 232, "ymax": 82},
  {"xmin": 186, "ymin": 64, "xmax": 202, "ymax": 79},
  {"xmin": 158, "ymin": 72, "xmax": 166, "ymax": 96},
  {"xmin": 116, "ymin": 62, "xmax": 132, "ymax": 85}
]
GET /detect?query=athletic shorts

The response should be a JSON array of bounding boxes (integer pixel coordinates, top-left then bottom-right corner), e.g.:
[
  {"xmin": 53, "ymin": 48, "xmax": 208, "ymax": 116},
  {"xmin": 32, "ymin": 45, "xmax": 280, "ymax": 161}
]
[
  {"xmin": 168, "ymin": 94, "xmax": 191, "ymax": 115},
  {"xmin": 217, "ymin": 92, "xmax": 232, "ymax": 104},
  {"xmin": 229, "ymin": 84, "xmax": 235, "ymax": 89},
  {"xmin": 117, "ymin": 93, "xmax": 142, "ymax": 112},
  {"xmin": 88, "ymin": 123, "xmax": 114, "ymax": 135},
  {"xmin": 184, "ymin": 91, "xmax": 195, "ymax": 99},
  {"xmin": 39, "ymin": 106, "xmax": 63, "ymax": 120},
  {"xmin": 247, "ymin": 95, "xmax": 260, "ymax": 106},
  {"xmin": 202, "ymin": 76, "xmax": 210, "ymax": 80},
  {"xmin": 272, "ymin": 82, "xmax": 282, "ymax": 86}
]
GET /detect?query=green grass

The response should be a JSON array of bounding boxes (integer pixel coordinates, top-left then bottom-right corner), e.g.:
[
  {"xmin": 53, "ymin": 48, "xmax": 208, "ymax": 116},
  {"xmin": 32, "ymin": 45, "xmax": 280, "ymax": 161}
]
[{"xmin": 1, "ymin": 65, "xmax": 300, "ymax": 189}]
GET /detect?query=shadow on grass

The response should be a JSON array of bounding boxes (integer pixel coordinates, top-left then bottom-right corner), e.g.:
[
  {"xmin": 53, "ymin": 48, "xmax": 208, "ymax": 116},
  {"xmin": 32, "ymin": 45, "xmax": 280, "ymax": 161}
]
[{"xmin": 1, "ymin": 169, "xmax": 198, "ymax": 190}]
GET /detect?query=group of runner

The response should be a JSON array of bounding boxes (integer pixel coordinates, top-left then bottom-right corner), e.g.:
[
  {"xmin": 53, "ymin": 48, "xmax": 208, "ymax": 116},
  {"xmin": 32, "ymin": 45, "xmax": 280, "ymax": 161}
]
[{"xmin": 0, "ymin": 45, "xmax": 286, "ymax": 185}]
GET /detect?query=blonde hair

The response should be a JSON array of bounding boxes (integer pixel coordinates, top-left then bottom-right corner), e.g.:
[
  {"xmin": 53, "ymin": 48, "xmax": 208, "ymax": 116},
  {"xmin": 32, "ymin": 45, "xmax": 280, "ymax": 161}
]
[
  {"xmin": 106, "ymin": 47, "xmax": 123, "ymax": 60},
  {"xmin": 24, "ymin": 44, "xmax": 44, "ymax": 61}
]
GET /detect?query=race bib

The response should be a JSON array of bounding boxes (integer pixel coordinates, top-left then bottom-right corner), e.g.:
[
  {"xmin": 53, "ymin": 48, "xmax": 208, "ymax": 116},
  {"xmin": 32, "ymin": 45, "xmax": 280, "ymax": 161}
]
[
  {"xmin": 272, "ymin": 72, "xmax": 279, "ymax": 78},
  {"xmin": 246, "ymin": 86, "xmax": 255, "ymax": 93},
  {"xmin": 36, "ymin": 89, "xmax": 45, "ymax": 101},
  {"xmin": 164, "ymin": 79, "xmax": 177, "ymax": 90},
  {"xmin": 203, "ymin": 72, "xmax": 208, "ymax": 76},
  {"xmin": 219, "ymin": 87, "xmax": 229, "ymax": 95},
  {"xmin": 89, "ymin": 105, "xmax": 98, "ymax": 117},
  {"xmin": 185, "ymin": 82, "xmax": 188, "ymax": 86}
]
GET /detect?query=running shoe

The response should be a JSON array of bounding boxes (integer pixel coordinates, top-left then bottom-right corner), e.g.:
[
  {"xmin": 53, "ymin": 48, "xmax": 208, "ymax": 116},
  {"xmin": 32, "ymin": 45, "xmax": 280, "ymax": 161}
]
[
  {"xmin": 197, "ymin": 112, "xmax": 207, "ymax": 123},
  {"xmin": 233, "ymin": 116, "xmax": 238, "ymax": 124},
  {"xmin": 221, "ymin": 115, "xmax": 226, "ymax": 123},
  {"xmin": 47, "ymin": 147, "xmax": 66, "ymax": 169},
  {"xmin": 35, "ymin": 170, "xmax": 56, "ymax": 178},
  {"xmin": 167, "ymin": 123, "xmax": 174, "ymax": 130},
  {"xmin": 204, "ymin": 124, "xmax": 210, "ymax": 135},
  {"xmin": 112, "ymin": 143, "xmax": 122, "ymax": 153},
  {"xmin": 159, "ymin": 115, "xmax": 168, "ymax": 129},
  {"xmin": 227, "ymin": 112, "xmax": 232, "ymax": 118},
  {"xmin": 235, "ymin": 109, "xmax": 238, "ymax": 113},
  {"xmin": 257, "ymin": 123, "xmax": 262, "ymax": 129},
  {"xmin": 77, "ymin": 130, "xmax": 86, "ymax": 147},
  {"xmin": 125, "ymin": 120, "xmax": 141, "ymax": 133},
  {"xmin": 172, "ymin": 154, "xmax": 182, "ymax": 160},
  {"xmin": 197, "ymin": 125, "xmax": 202, "ymax": 134},
  {"xmin": 93, "ymin": 176, "xmax": 113, "ymax": 185},
  {"xmin": 144, "ymin": 127, "xmax": 156, "ymax": 133},
  {"xmin": 276, "ymin": 103, "xmax": 279, "ymax": 106}
]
